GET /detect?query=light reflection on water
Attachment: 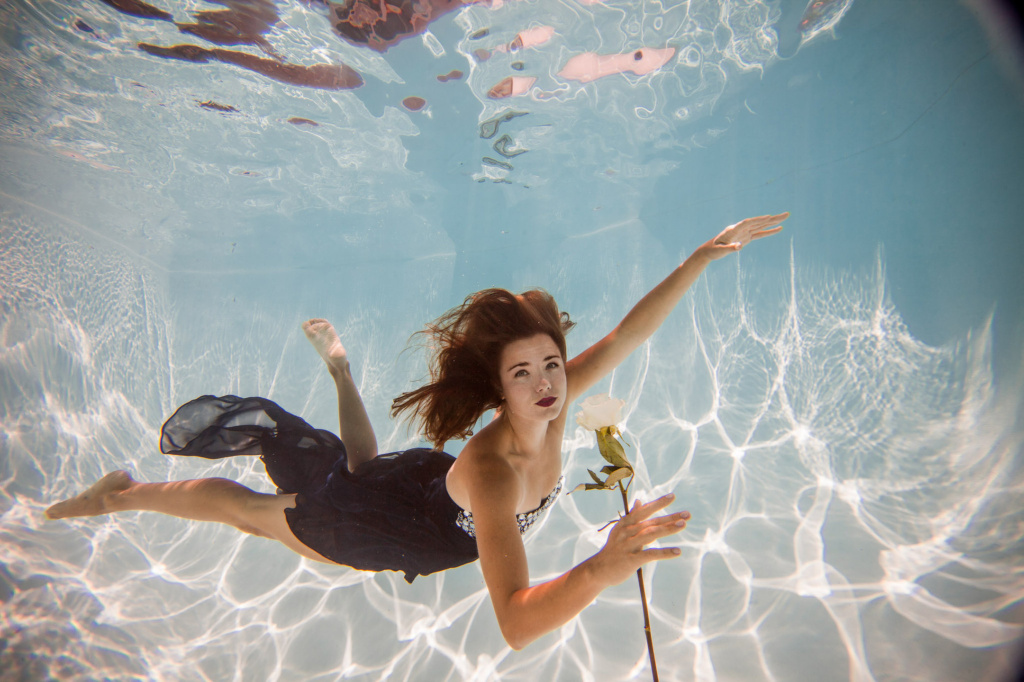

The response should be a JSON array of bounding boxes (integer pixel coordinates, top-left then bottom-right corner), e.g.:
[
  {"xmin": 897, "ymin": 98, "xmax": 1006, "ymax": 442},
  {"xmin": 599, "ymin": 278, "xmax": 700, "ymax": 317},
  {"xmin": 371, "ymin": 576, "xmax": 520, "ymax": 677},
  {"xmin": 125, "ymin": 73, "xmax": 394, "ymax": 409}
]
[{"xmin": 1, "ymin": 0, "xmax": 1023, "ymax": 679}]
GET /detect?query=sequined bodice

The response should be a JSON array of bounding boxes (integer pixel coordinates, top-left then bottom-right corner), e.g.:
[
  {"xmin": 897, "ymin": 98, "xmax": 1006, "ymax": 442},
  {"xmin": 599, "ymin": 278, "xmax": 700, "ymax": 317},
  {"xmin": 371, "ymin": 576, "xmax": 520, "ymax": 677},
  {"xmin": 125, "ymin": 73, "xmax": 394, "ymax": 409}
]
[{"xmin": 455, "ymin": 476, "xmax": 564, "ymax": 539}]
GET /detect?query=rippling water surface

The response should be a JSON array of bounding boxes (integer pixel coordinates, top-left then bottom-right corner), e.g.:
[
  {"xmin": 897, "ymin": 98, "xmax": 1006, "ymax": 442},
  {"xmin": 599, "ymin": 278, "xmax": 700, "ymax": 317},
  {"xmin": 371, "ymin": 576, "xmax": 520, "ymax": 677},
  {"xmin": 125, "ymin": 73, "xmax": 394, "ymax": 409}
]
[{"xmin": 2, "ymin": 0, "xmax": 1023, "ymax": 680}]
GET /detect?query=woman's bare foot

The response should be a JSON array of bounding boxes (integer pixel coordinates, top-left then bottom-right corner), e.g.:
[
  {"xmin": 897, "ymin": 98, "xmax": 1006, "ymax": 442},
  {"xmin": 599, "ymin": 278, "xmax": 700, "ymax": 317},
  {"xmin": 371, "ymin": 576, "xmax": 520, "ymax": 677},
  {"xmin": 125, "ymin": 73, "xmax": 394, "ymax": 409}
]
[
  {"xmin": 45, "ymin": 470, "xmax": 134, "ymax": 520},
  {"xmin": 302, "ymin": 319, "xmax": 349, "ymax": 373}
]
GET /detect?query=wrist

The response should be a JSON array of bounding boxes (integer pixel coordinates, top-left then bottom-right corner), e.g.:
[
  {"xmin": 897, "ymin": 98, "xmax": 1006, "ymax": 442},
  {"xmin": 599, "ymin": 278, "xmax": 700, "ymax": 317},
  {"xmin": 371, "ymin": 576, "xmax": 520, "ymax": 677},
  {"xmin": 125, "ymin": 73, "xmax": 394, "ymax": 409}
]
[
  {"xmin": 685, "ymin": 246, "xmax": 714, "ymax": 268},
  {"xmin": 579, "ymin": 552, "xmax": 611, "ymax": 591}
]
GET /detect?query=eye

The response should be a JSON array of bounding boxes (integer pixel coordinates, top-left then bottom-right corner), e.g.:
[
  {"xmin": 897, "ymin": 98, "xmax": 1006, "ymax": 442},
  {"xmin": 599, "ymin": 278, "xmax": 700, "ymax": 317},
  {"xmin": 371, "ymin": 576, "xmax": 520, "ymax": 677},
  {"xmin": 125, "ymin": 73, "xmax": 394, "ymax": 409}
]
[
  {"xmin": 515, "ymin": 369, "xmax": 528, "ymax": 377},
  {"xmin": 546, "ymin": 361, "xmax": 560, "ymax": 370}
]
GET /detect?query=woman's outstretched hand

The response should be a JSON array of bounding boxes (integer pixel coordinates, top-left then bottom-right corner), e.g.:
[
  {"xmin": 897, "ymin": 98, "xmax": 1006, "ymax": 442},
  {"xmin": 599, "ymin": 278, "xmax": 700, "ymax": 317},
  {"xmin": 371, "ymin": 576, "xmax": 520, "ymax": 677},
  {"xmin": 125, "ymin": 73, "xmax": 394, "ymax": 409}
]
[
  {"xmin": 590, "ymin": 494, "xmax": 690, "ymax": 587},
  {"xmin": 700, "ymin": 212, "xmax": 789, "ymax": 261}
]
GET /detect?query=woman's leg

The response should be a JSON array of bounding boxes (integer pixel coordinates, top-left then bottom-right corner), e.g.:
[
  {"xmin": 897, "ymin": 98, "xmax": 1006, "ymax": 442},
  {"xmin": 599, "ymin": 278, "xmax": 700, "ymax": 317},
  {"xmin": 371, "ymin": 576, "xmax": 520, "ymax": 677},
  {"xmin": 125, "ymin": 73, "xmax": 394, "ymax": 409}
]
[
  {"xmin": 45, "ymin": 471, "xmax": 335, "ymax": 565},
  {"xmin": 302, "ymin": 319, "xmax": 378, "ymax": 472}
]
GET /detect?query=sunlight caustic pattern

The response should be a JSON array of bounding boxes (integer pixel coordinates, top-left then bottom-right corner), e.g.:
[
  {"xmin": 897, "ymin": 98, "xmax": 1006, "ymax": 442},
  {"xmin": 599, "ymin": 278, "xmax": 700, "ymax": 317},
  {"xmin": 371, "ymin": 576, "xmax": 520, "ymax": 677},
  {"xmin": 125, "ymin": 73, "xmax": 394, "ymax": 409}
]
[
  {"xmin": 621, "ymin": 253, "xmax": 1024, "ymax": 680},
  {"xmin": 2, "ymin": 213, "xmax": 1021, "ymax": 680}
]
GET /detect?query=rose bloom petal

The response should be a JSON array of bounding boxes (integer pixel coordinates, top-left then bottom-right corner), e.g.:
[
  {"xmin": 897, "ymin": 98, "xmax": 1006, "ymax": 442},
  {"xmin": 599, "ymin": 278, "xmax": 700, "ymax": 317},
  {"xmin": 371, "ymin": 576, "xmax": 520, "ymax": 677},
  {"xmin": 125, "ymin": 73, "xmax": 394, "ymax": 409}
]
[{"xmin": 576, "ymin": 393, "xmax": 625, "ymax": 430}]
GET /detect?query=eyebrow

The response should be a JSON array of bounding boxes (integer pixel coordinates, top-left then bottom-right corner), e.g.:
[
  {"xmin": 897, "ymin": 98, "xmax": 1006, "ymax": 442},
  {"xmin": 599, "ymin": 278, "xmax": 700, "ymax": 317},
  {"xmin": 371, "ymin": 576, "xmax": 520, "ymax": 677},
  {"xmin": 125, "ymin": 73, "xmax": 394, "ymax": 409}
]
[{"xmin": 506, "ymin": 355, "xmax": 561, "ymax": 372}]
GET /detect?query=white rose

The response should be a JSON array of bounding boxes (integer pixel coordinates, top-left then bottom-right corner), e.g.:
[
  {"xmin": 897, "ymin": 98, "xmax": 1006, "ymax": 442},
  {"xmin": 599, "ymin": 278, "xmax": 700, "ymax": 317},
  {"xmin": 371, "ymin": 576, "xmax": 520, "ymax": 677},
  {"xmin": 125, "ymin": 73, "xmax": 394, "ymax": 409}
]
[{"xmin": 575, "ymin": 393, "xmax": 625, "ymax": 431}]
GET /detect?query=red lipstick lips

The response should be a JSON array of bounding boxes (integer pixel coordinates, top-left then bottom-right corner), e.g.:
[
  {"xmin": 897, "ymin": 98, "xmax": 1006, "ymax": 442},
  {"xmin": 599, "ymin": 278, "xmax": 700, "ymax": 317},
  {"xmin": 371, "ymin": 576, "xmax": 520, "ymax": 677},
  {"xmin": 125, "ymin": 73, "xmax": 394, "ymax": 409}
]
[{"xmin": 536, "ymin": 397, "xmax": 556, "ymax": 407}]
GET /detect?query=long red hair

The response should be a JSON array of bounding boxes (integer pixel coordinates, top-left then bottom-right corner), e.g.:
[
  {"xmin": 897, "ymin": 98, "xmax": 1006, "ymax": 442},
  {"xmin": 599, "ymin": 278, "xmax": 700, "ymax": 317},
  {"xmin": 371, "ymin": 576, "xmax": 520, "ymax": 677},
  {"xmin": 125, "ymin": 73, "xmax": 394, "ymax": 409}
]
[{"xmin": 391, "ymin": 288, "xmax": 574, "ymax": 449}]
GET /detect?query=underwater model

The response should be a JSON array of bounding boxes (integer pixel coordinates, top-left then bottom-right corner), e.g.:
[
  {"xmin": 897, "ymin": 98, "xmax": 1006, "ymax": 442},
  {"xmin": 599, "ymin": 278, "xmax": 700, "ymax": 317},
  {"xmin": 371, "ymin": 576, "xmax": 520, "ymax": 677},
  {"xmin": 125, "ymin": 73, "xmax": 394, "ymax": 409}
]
[{"xmin": 47, "ymin": 213, "xmax": 789, "ymax": 652}]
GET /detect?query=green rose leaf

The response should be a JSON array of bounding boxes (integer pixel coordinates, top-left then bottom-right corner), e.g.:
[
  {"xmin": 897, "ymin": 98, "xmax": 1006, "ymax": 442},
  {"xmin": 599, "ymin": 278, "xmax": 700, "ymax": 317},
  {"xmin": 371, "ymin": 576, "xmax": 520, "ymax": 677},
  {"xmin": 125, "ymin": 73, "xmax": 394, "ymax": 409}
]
[
  {"xmin": 596, "ymin": 428, "xmax": 631, "ymax": 469},
  {"xmin": 569, "ymin": 482, "xmax": 610, "ymax": 494},
  {"xmin": 604, "ymin": 467, "xmax": 633, "ymax": 488}
]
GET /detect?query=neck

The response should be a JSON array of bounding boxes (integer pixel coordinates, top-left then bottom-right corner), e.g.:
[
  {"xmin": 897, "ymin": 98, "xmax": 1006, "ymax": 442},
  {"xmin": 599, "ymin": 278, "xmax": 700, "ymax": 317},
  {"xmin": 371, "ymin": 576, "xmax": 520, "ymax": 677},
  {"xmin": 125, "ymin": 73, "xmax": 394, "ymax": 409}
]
[{"xmin": 500, "ymin": 410, "xmax": 548, "ymax": 458}]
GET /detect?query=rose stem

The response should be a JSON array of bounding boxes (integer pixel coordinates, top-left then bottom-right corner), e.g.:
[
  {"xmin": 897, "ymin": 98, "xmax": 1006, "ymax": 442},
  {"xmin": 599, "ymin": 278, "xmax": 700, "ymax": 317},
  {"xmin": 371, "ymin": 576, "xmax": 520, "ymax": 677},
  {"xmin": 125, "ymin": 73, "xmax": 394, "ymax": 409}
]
[{"xmin": 619, "ymin": 481, "xmax": 659, "ymax": 682}]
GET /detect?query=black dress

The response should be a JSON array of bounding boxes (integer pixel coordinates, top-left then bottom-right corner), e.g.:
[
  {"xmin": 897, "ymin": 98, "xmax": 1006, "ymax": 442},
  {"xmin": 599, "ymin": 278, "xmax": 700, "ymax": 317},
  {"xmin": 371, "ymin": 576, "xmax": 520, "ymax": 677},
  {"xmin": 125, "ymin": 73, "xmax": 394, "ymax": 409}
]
[{"xmin": 159, "ymin": 395, "xmax": 561, "ymax": 584}]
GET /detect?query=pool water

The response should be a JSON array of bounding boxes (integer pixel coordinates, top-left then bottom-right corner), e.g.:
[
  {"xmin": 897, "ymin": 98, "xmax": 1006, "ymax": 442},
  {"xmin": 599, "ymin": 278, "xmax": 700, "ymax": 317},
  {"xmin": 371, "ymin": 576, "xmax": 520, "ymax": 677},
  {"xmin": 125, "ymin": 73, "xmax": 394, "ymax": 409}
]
[{"xmin": 2, "ymin": 0, "xmax": 1023, "ymax": 680}]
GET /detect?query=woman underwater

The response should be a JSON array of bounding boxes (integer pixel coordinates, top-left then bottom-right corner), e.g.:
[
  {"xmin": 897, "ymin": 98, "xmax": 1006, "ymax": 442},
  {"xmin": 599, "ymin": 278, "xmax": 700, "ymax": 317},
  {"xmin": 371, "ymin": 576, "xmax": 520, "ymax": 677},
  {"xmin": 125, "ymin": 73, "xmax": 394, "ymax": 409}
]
[{"xmin": 46, "ymin": 212, "xmax": 787, "ymax": 650}]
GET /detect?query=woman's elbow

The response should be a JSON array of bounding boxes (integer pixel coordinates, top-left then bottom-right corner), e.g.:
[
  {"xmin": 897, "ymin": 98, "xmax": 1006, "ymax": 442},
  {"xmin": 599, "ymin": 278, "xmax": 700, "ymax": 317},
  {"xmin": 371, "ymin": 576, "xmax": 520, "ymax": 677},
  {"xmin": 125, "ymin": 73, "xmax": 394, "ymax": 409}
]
[
  {"xmin": 499, "ymin": 624, "xmax": 531, "ymax": 652},
  {"xmin": 495, "ymin": 609, "xmax": 534, "ymax": 651}
]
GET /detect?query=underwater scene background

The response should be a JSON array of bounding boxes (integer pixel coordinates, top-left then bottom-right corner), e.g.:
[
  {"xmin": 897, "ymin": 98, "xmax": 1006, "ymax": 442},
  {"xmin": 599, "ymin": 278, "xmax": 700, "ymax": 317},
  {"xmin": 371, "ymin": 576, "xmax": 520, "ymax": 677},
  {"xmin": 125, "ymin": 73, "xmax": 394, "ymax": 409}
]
[{"xmin": 2, "ymin": 0, "xmax": 1023, "ymax": 679}]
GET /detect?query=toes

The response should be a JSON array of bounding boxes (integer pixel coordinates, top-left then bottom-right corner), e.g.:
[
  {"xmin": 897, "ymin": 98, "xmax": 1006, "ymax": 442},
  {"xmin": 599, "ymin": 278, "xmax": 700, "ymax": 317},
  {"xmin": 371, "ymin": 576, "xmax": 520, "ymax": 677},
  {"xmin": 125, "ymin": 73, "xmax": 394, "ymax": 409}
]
[{"xmin": 303, "ymin": 319, "xmax": 339, "ymax": 341}]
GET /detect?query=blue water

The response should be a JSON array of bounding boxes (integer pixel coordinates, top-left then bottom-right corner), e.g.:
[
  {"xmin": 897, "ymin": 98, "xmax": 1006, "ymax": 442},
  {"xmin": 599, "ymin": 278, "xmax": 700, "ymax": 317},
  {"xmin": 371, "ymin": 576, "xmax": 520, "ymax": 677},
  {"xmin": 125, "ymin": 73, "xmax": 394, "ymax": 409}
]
[{"xmin": 2, "ymin": 0, "xmax": 1023, "ymax": 680}]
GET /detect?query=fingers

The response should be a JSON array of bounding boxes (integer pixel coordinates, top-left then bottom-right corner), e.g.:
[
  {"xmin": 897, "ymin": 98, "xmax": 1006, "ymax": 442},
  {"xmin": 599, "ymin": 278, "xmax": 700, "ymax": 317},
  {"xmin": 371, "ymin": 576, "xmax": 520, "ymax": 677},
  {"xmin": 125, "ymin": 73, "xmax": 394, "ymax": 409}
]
[
  {"xmin": 750, "ymin": 225, "xmax": 784, "ymax": 240},
  {"xmin": 617, "ymin": 499, "xmax": 690, "ymax": 546},
  {"xmin": 736, "ymin": 214, "xmax": 788, "ymax": 236},
  {"xmin": 598, "ymin": 498, "xmax": 689, "ymax": 579},
  {"xmin": 634, "ymin": 511, "xmax": 690, "ymax": 541},
  {"xmin": 625, "ymin": 493, "xmax": 676, "ymax": 523},
  {"xmin": 642, "ymin": 547, "xmax": 683, "ymax": 562},
  {"xmin": 628, "ymin": 511, "xmax": 689, "ymax": 564},
  {"xmin": 745, "ymin": 212, "xmax": 789, "ymax": 226},
  {"xmin": 712, "ymin": 212, "xmax": 788, "ymax": 248}
]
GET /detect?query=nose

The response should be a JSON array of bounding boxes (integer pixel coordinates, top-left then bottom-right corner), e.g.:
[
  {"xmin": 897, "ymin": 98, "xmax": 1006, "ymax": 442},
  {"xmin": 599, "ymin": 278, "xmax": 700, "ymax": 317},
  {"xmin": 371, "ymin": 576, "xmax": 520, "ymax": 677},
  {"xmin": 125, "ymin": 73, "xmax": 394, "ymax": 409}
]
[{"xmin": 537, "ymin": 376, "xmax": 551, "ymax": 392}]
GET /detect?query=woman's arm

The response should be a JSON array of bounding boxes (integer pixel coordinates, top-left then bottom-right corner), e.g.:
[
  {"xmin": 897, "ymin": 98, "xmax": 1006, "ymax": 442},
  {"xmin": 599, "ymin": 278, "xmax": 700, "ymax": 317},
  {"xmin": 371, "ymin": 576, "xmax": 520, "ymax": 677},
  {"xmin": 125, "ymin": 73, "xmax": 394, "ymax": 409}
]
[
  {"xmin": 467, "ymin": 461, "xmax": 688, "ymax": 650},
  {"xmin": 565, "ymin": 213, "xmax": 788, "ymax": 400}
]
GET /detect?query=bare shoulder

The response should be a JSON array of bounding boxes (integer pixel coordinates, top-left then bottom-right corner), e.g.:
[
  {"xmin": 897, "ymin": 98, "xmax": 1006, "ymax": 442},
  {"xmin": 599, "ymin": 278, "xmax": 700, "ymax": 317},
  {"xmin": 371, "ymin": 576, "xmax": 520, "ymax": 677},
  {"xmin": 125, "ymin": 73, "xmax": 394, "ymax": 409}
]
[{"xmin": 450, "ymin": 429, "xmax": 525, "ymax": 516}]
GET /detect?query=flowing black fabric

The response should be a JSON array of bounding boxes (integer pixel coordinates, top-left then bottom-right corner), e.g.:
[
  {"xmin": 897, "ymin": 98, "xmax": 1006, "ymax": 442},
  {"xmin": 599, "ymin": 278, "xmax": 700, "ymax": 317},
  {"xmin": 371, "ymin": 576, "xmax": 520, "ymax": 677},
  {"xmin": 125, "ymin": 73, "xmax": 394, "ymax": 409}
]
[{"xmin": 160, "ymin": 395, "xmax": 479, "ymax": 583}]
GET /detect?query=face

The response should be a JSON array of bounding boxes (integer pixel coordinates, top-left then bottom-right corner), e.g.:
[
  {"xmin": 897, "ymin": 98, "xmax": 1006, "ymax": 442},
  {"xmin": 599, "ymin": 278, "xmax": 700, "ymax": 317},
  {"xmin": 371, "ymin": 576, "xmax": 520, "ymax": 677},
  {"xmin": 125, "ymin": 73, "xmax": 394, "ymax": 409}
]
[{"xmin": 497, "ymin": 334, "xmax": 567, "ymax": 421}]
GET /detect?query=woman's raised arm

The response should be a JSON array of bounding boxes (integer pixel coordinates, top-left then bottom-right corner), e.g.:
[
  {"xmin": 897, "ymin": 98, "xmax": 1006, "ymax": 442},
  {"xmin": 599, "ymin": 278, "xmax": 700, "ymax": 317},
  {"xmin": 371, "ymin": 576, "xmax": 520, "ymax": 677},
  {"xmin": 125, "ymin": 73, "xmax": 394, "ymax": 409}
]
[{"xmin": 565, "ymin": 212, "xmax": 788, "ymax": 400}]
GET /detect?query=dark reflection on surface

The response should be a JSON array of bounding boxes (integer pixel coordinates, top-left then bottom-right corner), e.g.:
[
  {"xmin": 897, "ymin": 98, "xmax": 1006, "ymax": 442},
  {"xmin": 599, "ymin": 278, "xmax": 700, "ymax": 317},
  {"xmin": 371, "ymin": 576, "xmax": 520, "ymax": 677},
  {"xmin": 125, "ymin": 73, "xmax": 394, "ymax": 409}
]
[
  {"xmin": 479, "ymin": 109, "xmax": 527, "ymax": 139},
  {"xmin": 492, "ymin": 134, "xmax": 526, "ymax": 158},
  {"xmin": 99, "ymin": 0, "xmax": 172, "ymax": 21},
  {"xmin": 198, "ymin": 100, "xmax": 239, "ymax": 112},
  {"xmin": 327, "ymin": 0, "xmax": 472, "ymax": 52},
  {"xmin": 482, "ymin": 156, "xmax": 511, "ymax": 170},
  {"xmin": 176, "ymin": 0, "xmax": 282, "ymax": 59},
  {"xmin": 139, "ymin": 43, "xmax": 363, "ymax": 89},
  {"xmin": 437, "ymin": 69, "xmax": 463, "ymax": 82},
  {"xmin": 402, "ymin": 96, "xmax": 426, "ymax": 110},
  {"xmin": 100, "ymin": 0, "xmax": 365, "ymax": 91}
]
